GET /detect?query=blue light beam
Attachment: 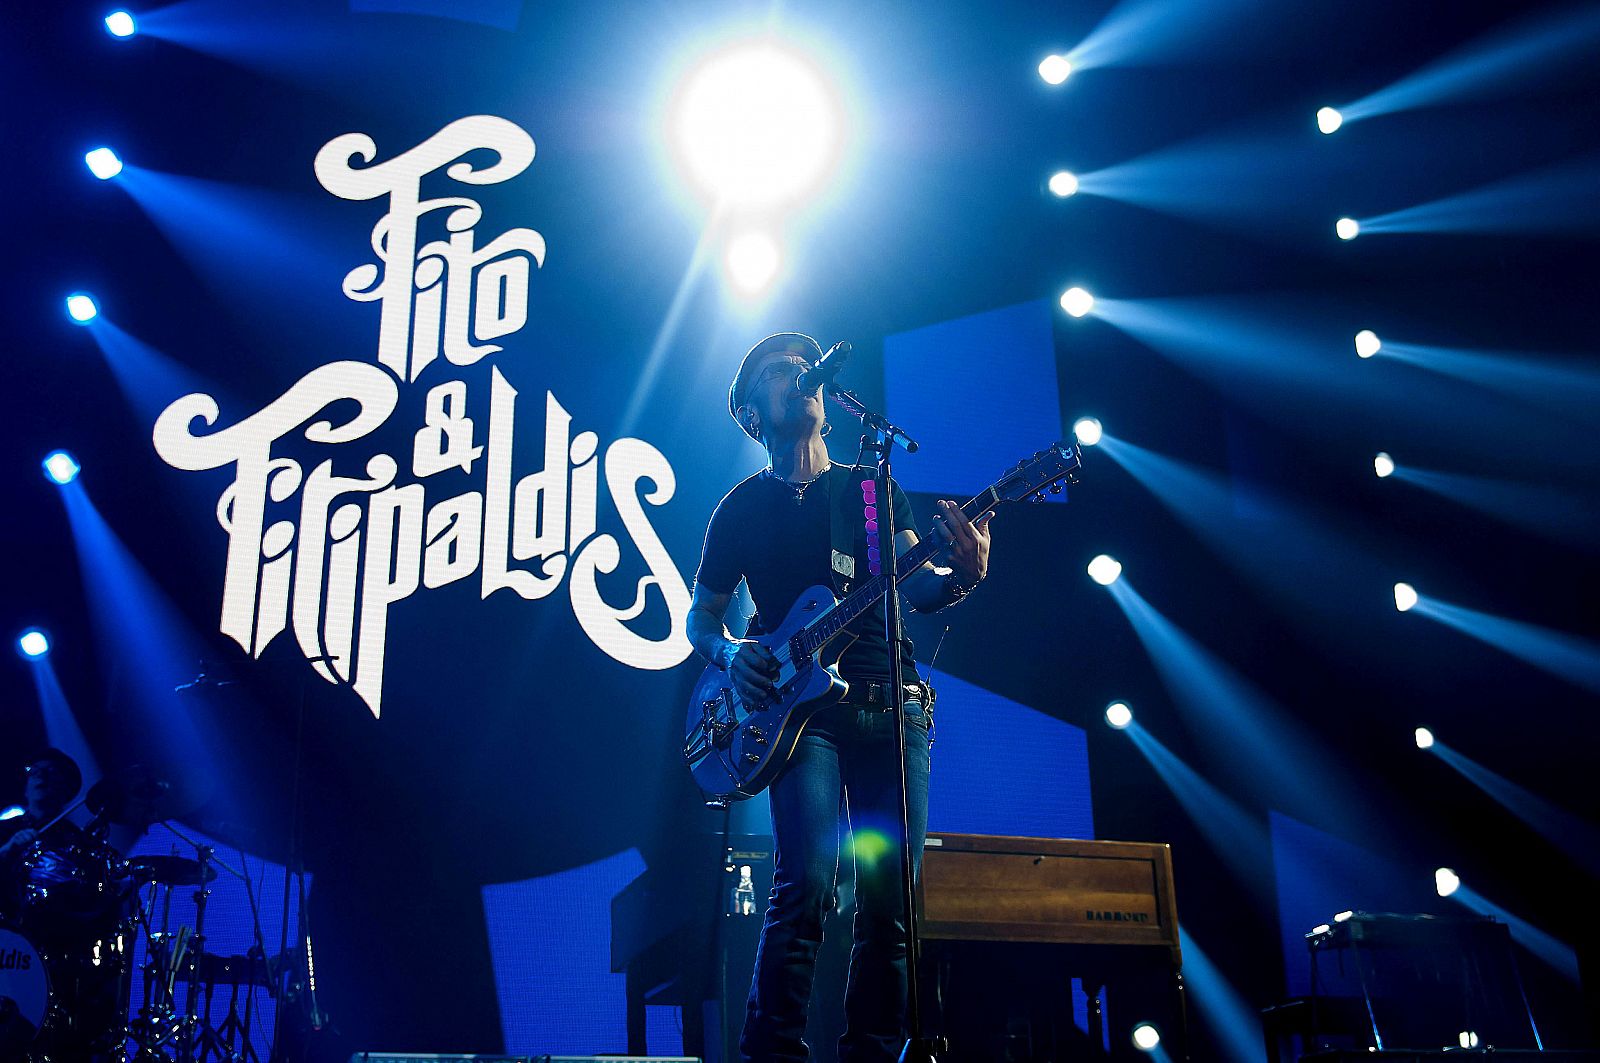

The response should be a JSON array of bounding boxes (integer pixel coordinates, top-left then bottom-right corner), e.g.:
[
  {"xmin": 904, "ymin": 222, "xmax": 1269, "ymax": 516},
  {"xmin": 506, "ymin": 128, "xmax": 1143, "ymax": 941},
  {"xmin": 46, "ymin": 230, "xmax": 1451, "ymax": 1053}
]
[
  {"xmin": 27, "ymin": 656, "xmax": 103, "ymax": 792},
  {"xmin": 1341, "ymin": 5, "xmax": 1600, "ymax": 122},
  {"xmin": 1450, "ymin": 884, "xmax": 1579, "ymax": 982},
  {"xmin": 83, "ymin": 317, "xmax": 217, "ymax": 424},
  {"xmin": 1392, "ymin": 465, "xmax": 1598, "ymax": 552},
  {"xmin": 1412, "ymin": 594, "xmax": 1600, "ymax": 696},
  {"xmin": 1380, "ymin": 341, "xmax": 1600, "ymax": 423},
  {"xmin": 1124, "ymin": 723, "xmax": 1271, "ymax": 898},
  {"xmin": 1359, "ymin": 154, "xmax": 1600, "ymax": 236},
  {"xmin": 1430, "ymin": 740, "xmax": 1600, "ymax": 876},
  {"xmin": 1177, "ymin": 928, "xmax": 1264, "ymax": 1063},
  {"xmin": 1106, "ymin": 579, "xmax": 1351, "ymax": 820},
  {"xmin": 56, "ymin": 481, "xmax": 218, "ymax": 803},
  {"xmin": 1066, "ymin": 0, "xmax": 1290, "ymax": 71}
]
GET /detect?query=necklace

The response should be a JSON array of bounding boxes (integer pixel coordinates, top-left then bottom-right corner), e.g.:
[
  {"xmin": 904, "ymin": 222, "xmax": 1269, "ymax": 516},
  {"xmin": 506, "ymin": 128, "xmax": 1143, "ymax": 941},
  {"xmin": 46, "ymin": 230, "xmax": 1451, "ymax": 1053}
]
[{"xmin": 766, "ymin": 463, "xmax": 830, "ymax": 506}]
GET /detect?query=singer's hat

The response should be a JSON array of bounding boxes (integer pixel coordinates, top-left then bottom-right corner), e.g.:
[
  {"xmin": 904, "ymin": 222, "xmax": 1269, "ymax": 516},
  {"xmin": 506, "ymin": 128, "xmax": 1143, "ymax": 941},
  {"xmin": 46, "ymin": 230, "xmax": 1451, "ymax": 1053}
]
[{"xmin": 728, "ymin": 332, "xmax": 825, "ymax": 440}]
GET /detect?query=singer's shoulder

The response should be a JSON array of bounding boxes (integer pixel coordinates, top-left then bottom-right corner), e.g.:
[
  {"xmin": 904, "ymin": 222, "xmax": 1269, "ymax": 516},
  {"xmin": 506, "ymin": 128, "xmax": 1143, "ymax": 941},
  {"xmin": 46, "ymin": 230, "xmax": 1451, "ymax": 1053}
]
[{"xmin": 711, "ymin": 470, "xmax": 770, "ymax": 512}]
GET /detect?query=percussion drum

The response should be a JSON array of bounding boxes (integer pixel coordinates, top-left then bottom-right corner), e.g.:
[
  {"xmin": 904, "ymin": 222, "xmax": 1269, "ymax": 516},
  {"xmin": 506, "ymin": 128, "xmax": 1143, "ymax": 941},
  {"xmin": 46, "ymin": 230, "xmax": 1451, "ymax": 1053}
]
[{"xmin": 0, "ymin": 927, "xmax": 48, "ymax": 1057}]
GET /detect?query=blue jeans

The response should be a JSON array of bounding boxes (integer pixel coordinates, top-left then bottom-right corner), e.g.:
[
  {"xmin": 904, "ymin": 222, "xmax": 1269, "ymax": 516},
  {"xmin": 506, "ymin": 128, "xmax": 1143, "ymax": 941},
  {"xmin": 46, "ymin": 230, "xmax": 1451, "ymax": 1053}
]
[{"xmin": 740, "ymin": 695, "xmax": 932, "ymax": 1063}]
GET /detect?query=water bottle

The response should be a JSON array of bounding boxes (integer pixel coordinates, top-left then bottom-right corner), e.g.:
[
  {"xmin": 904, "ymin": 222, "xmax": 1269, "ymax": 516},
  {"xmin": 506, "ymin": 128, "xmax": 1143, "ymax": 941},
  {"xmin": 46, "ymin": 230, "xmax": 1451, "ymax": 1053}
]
[{"xmin": 731, "ymin": 864, "xmax": 757, "ymax": 916}]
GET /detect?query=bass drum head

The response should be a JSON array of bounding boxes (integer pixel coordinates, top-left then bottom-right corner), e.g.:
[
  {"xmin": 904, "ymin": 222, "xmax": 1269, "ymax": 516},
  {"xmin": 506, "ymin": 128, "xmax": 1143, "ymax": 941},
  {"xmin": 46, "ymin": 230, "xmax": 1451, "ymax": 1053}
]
[{"xmin": 0, "ymin": 928, "xmax": 48, "ymax": 1055}]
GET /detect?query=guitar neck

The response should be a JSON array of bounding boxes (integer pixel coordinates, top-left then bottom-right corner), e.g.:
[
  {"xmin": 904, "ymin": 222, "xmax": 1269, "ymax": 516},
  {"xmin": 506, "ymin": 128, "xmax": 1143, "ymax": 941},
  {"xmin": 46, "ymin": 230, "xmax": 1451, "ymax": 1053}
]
[{"xmin": 794, "ymin": 486, "xmax": 998, "ymax": 657}]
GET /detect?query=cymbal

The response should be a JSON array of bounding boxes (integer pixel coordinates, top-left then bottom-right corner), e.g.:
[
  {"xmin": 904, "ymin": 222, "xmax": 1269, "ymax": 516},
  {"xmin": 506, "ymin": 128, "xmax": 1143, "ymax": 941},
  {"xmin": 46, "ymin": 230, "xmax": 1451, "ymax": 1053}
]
[
  {"xmin": 87, "ymin": 765, "xmax": 188, "ymax": 826},
  {"xmin": 127, "ymin": 854, "xmax": 218, "ymax": 887}
]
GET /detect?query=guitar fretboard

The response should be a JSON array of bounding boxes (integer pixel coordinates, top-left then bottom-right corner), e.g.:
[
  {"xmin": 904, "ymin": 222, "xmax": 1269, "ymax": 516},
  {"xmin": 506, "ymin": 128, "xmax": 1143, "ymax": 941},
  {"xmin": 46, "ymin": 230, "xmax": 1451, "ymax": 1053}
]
[{"xmin": 793, "ymin": 486, "xmax": 996, "ymax": 657}]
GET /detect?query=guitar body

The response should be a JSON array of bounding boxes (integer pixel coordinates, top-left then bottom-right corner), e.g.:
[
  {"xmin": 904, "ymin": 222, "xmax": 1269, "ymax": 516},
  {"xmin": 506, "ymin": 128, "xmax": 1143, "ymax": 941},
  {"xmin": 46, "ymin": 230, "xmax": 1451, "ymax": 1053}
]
[
  {"xmin": 683, "ymin": 584, "xmax": 852, "ymax": 801},
  {"xmin": 680, "ymin": 439, "xmax": 1082, "ymax": 803}
]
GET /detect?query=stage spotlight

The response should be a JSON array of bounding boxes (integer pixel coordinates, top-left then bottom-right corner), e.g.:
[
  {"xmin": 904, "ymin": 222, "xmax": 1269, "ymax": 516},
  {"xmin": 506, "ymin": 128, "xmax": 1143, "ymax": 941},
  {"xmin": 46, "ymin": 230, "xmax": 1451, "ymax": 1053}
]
[
  {"xmin": 42, "ymin": 450, "xmax": 81, "ymax": 485},
  {"xmin": 1354, "ymin": 330, "xmax": 1382, "ymax": 358},
  {"xmin": 1335, "ymin": 217, "xmax": 1360, "ymax": 241},
  {"xmin": 0, "ymin": 806, "xmax": 23, "ymax": 822},
  {"xmin": 85, "ymin": 147, "xmax": 123, "ymax": 180},
  {"xmin": 725, "ymin": 230, "xmax": 781, "ymax": 295},
  {"xmin": 1105, "ymin": 701, "xmax": 1133, "ymax": 729},
  {"xmin": 1131, "ymin": 1023, "xmax": 1161, "ymax": 1052},
  {"xmin": 1059, "ymin": 286, "xmax": 1094, "ymax": 318},
  {"xmin": 668, "ymin": 41, "xmax": 842, "ymax": 210},
  {"xmin": 1334, "ymin": 910, "xmax": 1354, "ymax": 922},
  {"xmin": 65, "ymin": 292, "xmax": 99, "ymax": 324},
  {"xmin": 17, "ymin": 629, "xmax": 51, "ymax": 660},
  {"xmin": 1072, "ymin": 417, "xmax": 1102, "ymax": 446},
  {"xmin": 1048, "ymin": 170, "xmax": 1079, "ymax": 197},
  {"xmin": 1087, "ymin": 554, "xmax": 1122, "ymax": 586},
  {"xmin": 1435, "ymin": 867, "xmax": 1460, "ymax": 898},
  {"xmin": 1415, "ymin": 727, "xmax": 1435, "ymax": 750},
  {"xmin": 1038, "ymin": 54, "xmax": 1072, "ymax": 85},
  {"xmin": 1459, "ymin": 1031, "xmax": 1480, "ymax": 1049},
  {"xmin": 1374, "ymin": 452, "xmax": 1395, "ymax": 479},
  {"xmin": 1316, "ymin": 107, "xmax": 1343, "ymax": 134},
  {"xmin": 104, "ymin": 10, "xmax": 136, "ymax": 37},
  {"xmin": 1394, "ymin": 582, "xmax": 1418, "ymax": 612}
]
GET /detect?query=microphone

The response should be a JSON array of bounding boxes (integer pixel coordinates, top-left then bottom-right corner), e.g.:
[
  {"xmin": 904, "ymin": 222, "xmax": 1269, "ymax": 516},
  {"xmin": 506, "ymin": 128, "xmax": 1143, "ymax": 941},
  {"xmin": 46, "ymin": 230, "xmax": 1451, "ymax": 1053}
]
[{"xmin": 797, "ymin": 341, "xmax": 852, "ymax": 393}]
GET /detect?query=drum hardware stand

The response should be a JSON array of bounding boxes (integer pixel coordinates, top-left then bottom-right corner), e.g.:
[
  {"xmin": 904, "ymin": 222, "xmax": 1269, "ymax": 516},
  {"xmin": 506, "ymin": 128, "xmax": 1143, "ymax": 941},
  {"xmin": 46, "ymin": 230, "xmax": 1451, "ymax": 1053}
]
[
  {"xmin": 824, "ymin": 380, "xmax": 939, "ymax": 1063},
  {"xmin": 174, "ymin": 655, "xmax": 336, "ymax": 1062},
  {"xmin": 271, "ymin": 655, "xmax": 336, "ymax": 1062},
  {"xmin": 160, "ymin": 822, "xmax": 266, "ymax": 1062}
]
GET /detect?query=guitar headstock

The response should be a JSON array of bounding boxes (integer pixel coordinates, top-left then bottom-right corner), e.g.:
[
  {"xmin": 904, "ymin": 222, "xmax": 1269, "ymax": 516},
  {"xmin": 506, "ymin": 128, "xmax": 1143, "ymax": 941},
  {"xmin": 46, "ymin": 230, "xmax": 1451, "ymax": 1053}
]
[{"xmin": 990, "ymin": 440, "xmax": 1083, "ymax": 506}]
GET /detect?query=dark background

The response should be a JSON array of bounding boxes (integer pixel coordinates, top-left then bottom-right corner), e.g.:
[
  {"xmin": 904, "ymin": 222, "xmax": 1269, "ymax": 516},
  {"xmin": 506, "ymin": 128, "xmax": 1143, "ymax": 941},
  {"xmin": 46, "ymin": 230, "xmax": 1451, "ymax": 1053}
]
[{"xmin": 3, "ymin": 0, "xmax": 1597, "ymax": 1058}]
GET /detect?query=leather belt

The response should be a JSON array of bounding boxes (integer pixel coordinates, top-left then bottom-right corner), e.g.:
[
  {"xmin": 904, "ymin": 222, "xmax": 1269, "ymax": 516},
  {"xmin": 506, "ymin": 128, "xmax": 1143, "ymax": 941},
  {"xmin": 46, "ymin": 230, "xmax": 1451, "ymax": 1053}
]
[{"xmin": 842, "ymin": 681, "xmax": 925, "ymax": 710}]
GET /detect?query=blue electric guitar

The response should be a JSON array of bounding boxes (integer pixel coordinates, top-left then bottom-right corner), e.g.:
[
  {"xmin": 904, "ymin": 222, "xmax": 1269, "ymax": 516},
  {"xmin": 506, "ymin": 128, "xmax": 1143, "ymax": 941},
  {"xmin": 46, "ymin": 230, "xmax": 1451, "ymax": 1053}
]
[{"xmin": 682, "ymin": 441, "xmax": 1082, "ymax": 803}]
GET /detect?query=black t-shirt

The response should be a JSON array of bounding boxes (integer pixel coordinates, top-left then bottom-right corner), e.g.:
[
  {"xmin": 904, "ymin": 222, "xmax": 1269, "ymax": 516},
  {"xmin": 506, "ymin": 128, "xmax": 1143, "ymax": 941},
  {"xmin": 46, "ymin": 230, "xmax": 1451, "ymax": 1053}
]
[{"xmin": 695, "ymin": 463, "xmax": 919, "ymax": 680}]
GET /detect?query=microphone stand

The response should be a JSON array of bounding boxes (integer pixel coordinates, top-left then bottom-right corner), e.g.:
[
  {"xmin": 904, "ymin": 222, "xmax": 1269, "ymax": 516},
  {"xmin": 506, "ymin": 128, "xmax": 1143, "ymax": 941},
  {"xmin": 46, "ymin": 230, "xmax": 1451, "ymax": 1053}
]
[{"xmin": 825, "ymin": 383, "xmax": 935, "ymax": 1063}]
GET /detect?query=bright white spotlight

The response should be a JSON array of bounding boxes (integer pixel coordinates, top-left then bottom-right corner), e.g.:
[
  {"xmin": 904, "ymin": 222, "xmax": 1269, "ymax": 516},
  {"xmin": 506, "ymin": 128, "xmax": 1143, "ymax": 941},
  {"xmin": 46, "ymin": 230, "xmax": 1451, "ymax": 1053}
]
[
  {"xmin": 1072, "ymin": 417, "xmax": 1102, "ymax": 446},
  {"xmin": 1373, "ymin": 452, "xmax": 1395, "ymax": 479},
  {"xmin": 1316, "ymin": 107, "xmax": 1343, "ymax": 134},
  {"xmin": 104, "ymin": 10, "xmax": 137, "ymax": 37},
  {"xmin": 1048, "ymin": 170, "xmax": 1079, "ymax": 198},
  {"xmin": 1459, "ymin": 1031, "xmax": 1480, "ymax": 1049},
  {"xmin": 1415, "ymin": 727, "xmax": 1435, "ymax": 750},
  {"xmin": 1131, "ymin": 1023, "xmax": 1161, "ymax": 1052},
  {"xmin": 1334, "ymin": 910, "xmax": 1354, "ymax": 922},
  {"xmin": 1059, "ymin": 286, "xmax": 1094, "ymax": 318},
  {"xmin": 725, "ymin": 230, "xmax": 781, "ymax": 295},
  {"xmin": 17, "ymin": 629, "xmax": 51, "ymax": 659},
  {"xmin": 65, "ymin": 293, "xmax": 98, "ymax": 324},
  {"xmin": 42, "ymin": 450, "xmax": 81, "ymax": 485},
  {"xmin": 1335, "ymin": 217, "xmax": 1360, "ymax": 241},
  {"xmin": 1104, "ymin": 702, "xmax": 1132, "ymax": 729},
  {"xmin": 1038, "ymin": 54, "xmax": 1072, "ymax": 85},
  {"xmin": 85, "ymin": 147, "xmax": 123, "ymax": 180},
  {"xmin": 668, "ymin": 41, "xmax": 843, "ymax": 210},
  {"xmin": 0, "ymin": 806, "xmax": 24, "ymax": 821},
  {"xmin": 1354, "ymin": 330, "xmax": 1381, "ymax": 358},
  {"xmin": 1310, "ymin": 923, "xmax": 1332, "ymax": 936},
  {"xmin": 1435, "ymin": 867, "xmax": 1460, "ymax": 898},
  {"xmin": 1394, "ymin": 582, "xmax": 1418, "ymax": 612},
  {"xmin": 1087, "ymin": 554, "xmax": 1122, "ymax": 586}
]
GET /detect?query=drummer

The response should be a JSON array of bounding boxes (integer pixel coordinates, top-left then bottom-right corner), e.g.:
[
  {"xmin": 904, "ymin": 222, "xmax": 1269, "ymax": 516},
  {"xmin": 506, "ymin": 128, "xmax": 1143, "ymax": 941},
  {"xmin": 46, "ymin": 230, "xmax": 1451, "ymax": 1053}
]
[{"xmin": 0, "ymin": 749, "xmax": 89, "ymax": 882}]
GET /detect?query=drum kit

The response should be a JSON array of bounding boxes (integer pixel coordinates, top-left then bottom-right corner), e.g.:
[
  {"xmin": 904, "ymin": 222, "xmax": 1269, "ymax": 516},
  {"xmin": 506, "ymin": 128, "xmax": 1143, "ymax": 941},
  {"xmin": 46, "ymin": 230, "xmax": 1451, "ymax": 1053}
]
[{"xmin": 1, "ymin": 766, "xmax": 275, "ymax": 1062}]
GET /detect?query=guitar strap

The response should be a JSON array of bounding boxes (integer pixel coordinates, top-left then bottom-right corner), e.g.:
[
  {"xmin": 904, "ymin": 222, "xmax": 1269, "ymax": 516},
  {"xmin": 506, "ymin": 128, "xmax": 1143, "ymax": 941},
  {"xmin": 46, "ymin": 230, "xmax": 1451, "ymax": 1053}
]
[
  {"xmin": 832, "ymin": 466, "xmax": 908, "ymax": 645},
  {"xmin": 828, "ymin": 466, "xmax": 857, "ymax": 597}
]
